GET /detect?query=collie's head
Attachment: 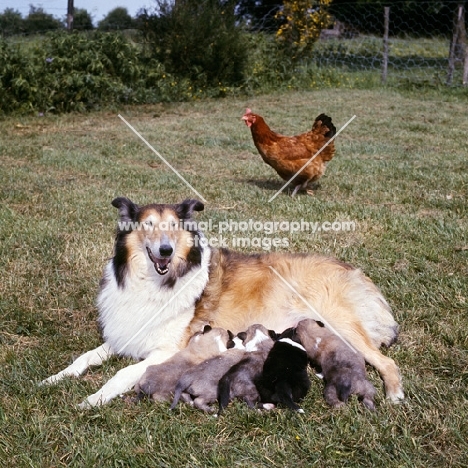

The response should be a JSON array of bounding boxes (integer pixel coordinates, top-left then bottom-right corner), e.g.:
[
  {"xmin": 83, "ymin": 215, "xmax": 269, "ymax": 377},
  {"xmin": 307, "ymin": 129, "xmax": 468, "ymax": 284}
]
[{"xmin": 110, "ymin": 197, "xmax": 206, "ymax": 288}]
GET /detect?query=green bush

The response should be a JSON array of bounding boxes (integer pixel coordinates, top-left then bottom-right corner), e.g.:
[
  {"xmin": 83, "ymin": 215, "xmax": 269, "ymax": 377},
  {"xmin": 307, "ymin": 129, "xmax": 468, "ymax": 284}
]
[
  {"xmin": 141, "ymin": 0, "xmax": 248, "ymax": 87},
  {"xmin": 0, "ymin": 32, "xmax": 189, "ymax": 114},
  {"xmin": 242, "ymin": 32, "xmax": 297, "ymax": 92},
  {"xmin": 0, "ymin": 40, "xmax": 41, "ymax": 113}
]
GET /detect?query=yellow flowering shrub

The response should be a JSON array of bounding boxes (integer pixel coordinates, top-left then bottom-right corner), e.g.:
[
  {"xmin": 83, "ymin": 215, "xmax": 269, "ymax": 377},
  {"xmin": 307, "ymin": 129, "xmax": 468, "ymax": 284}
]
[{"xmin": 276, "ymin": 0, "xmax": 333, "ymax": 59}]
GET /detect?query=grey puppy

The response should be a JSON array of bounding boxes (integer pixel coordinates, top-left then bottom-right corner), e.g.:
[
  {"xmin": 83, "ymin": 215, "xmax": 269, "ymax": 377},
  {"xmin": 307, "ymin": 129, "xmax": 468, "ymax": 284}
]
[
  {"xmin": 135, "ymin": 326, "xmax": 233, "ymax": 402},
  {"xmin": 170, "ymin": 347, "xmax": 246, "ymax": 412},
  {"xmin": 217, "ymin": 324, "xmax": 276, "ymax": 414},
  {"xmin": 295, "ymin": 319, "xmax": 376, "ymax": 410}
]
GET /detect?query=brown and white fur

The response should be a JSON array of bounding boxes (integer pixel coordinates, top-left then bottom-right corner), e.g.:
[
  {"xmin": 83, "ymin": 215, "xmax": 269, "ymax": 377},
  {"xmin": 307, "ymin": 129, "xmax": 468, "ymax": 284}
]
[
  {"xmin": 296, "ymin": 319, "xmax": 376, "ymax": 410},
  {"xmin": 134, "ymin": 326, "xmax": 233, "ymax": 402},
  {"xmin": 42, "ymin": 197, "xmax": 404, "ymax": 407}
]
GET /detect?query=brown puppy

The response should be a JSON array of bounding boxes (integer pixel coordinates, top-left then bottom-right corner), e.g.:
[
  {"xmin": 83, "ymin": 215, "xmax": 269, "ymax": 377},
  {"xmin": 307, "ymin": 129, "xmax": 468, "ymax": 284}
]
[
  {"xmin": 295, "ymin": 319, "xmax": 376, "ymax": 410},
  {"xmin": 135, "ymin": 326, "xmax": 232, "ymax": 402}
]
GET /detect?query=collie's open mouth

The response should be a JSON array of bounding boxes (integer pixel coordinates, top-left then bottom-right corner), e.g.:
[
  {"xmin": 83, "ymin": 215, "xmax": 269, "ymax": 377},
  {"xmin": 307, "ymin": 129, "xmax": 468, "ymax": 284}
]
[{"xmin": 146, "ymin": 247, "xmax": 171, "ymax": 275}]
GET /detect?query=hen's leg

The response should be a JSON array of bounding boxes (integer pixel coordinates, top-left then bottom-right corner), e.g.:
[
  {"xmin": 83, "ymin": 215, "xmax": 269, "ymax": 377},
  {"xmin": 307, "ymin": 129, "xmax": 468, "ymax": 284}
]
[{"xmin": 291, "ymin": 180, "xmax": 309, "ymax": 197}]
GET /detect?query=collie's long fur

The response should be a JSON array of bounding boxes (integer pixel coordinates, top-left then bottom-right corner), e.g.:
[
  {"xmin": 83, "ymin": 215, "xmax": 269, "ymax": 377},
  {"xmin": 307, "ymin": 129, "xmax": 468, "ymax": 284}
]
[{"xmin": 42, "ymin": 198, "xmax": 404, "ymax": 407}]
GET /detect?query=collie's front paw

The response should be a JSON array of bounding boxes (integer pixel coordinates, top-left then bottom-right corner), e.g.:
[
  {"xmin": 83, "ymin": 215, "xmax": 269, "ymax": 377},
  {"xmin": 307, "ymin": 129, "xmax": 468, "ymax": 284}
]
[
  {"xmin": 77, "ymin": 392, "xmax": 106, "ymax": 409},
  {"xmin": 387, "ymin": 387, "xmax": 405, "ymax": 403}
]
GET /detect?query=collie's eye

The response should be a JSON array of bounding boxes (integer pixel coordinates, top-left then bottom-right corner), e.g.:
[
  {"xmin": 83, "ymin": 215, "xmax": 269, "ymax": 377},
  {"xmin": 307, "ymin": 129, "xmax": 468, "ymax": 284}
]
[
  {"xmin": 145, "ymin": 220, "xmax": 153, "ymax": 227},
  {"xmin": 171, "ymin": 221, "xmax": 178, "ymax": 228}
]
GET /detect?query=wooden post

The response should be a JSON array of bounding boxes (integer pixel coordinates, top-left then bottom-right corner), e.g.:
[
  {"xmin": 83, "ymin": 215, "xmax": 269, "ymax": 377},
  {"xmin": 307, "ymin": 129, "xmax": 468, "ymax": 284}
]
[
  {"xmin": 67, "ymin": 0, "xmax": 74, "ymax": 31},
  {"xmin": 447, "ymin": 4, "xmax": 465, "ymax": 85},
  {"xmin": 463, "ymin": 43, "xmax": 468, "ymax": 85},
  {"xmin": 382, "ymin": 7, "xmax": 390, "ymax": 84}
]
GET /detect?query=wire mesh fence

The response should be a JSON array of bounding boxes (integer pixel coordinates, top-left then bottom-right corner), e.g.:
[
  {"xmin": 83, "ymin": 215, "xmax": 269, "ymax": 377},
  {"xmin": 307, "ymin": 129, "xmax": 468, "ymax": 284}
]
[
  {"xmin": 1, "ymin": 1, "xmax": 468, "ymax": 88},
  {"xmin": 315, "ymin": 1, "xmax": 468, "ymax": 87}
]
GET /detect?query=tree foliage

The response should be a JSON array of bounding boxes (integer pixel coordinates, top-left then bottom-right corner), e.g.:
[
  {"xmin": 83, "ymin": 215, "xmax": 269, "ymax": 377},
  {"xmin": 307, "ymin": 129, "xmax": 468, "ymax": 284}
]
[
  {"xmin": 23, "ymin": 5, "xmax": 63, "ymax": 34},
  {"xmin": 0, "ymin": 8, "xmax": 23, "ymax": 36},
  {"xmin": 98, "ymin": 7, "xmax": 134, "ymax": 31},
  {"xmin": 329, "ymin": 0, "xmax": 459, "ymax": 36},
  {"xmin": 140, "ymin": 0, "xmax": 248, "ymax": 87},
  {"xmin": 235, "ymin": 0, "xmax": 282, "ymax": 32},
  {"xmin": 73, "ymin": 9, "xmax": 94, "ymax": 31}
]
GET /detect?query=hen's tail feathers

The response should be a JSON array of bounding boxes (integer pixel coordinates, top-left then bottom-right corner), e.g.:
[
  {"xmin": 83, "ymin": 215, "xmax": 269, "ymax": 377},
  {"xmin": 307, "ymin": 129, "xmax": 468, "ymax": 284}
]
[{"xmin": 313, "ymin": 114, "xmax": 336, "ymax": 138}]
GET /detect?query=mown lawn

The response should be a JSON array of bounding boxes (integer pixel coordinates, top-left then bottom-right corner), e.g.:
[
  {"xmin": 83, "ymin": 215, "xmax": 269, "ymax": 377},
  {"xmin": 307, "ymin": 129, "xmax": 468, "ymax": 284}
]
[{"xmin": 0, "ymin": 88, "xmax": 467, "ymax": 467}]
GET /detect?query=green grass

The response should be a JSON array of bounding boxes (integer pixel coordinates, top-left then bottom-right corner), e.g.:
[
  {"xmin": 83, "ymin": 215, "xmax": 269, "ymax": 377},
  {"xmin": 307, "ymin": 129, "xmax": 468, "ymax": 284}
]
[{"xmin": 1, "ymin": 88, "xmax": 467, "ymax": 467}]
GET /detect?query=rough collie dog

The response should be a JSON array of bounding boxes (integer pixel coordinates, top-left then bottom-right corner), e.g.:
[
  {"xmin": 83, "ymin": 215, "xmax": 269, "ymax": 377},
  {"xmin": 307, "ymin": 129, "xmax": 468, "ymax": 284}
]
[{"xmin": 42, "ymin": 197, "xmax": 404, "ymax": 407}]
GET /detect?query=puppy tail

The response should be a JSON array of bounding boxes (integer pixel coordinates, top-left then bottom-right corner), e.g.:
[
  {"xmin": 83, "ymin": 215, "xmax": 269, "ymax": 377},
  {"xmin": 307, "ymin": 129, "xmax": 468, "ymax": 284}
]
[
  {"xmin": 170, "ymin": 383, "xmax": 183, "ymax": 410},
  {"xmin": 217, "ymin": 373, "xmax": 232, "ymax": 415}
]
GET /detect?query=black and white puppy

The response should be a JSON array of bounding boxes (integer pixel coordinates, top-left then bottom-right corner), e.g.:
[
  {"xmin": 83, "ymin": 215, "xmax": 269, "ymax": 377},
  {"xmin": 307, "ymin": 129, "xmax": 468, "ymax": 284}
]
[
  {"xmin": 217, "ymin": 324, "xmax": 276, "ymax": 414},
  {"xmin": 254, "ymin": 327, "xmax": 310, "ymax": 412}
]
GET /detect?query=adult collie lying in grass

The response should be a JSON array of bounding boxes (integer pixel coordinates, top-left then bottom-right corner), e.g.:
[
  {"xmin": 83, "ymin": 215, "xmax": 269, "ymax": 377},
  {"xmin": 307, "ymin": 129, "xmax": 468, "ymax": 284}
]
[{"xmin": 42, "ymin": 197, "xmax": 404, "ymax": 407}]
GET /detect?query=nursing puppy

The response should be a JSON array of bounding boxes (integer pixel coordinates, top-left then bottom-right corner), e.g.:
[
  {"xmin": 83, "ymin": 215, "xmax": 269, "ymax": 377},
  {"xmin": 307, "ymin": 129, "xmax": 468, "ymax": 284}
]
[
  {"xmin": 135, "ymin": 326, "xmax": 232, "ymax": 402},
  {"xmin": 217, "ymin": 324, "xmax": 276, "ymax": 414},
  {"xmin": 254, "ymin": 328, "xmax": 310, "ymax": 412},
  {"xmin": 170, "ymin": 347, "xmax": 246, "ymax": 413},
  {"xmin": 296, "ymin": 319, "xmax": 376, "ymax": 410}
]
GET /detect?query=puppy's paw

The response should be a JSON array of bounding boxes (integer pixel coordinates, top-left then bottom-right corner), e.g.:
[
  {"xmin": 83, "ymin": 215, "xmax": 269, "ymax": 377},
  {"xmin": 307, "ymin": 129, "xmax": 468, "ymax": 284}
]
[{"xmin": 261, "ymin": 403, "xmax": 276, "ymax": 410}]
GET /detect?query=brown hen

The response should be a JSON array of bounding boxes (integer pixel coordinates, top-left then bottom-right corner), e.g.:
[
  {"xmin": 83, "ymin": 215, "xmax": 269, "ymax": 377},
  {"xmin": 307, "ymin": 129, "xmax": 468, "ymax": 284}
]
[{"xmin": 242, "ymin": 109, "xmax": 336, "ymax": 196}]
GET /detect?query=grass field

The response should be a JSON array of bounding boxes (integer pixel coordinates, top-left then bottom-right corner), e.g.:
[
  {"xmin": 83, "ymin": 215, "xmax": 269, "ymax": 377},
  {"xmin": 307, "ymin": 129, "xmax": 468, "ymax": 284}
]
[{"xmin": 1, "ymin": 88, "xmax": 467, "ymax": 467}]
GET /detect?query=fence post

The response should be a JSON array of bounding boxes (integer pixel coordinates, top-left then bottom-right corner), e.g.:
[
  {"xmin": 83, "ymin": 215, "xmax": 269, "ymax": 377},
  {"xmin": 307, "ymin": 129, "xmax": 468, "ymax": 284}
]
[
  {"xmin": 382, "ymin": 6, "xmax": 390, "ymax": 84},
  {"xmin": 67, "ymin": 0, "xmax": 74, "ymax": 32},
  {"xmin": 464, "ymin": 41, "xmax": 468, "ymax": 85},
  {"xmin": 447, "ymin": 3, "xmax": 465, "ymax": 85}
]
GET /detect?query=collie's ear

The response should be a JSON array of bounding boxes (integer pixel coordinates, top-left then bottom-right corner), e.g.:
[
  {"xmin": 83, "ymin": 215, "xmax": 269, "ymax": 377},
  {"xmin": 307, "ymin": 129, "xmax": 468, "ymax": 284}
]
[
  {"xmin": 177, "ymin": 199, "xmax": 204, "ymax": 219},
  {"xmin": 111, "ymin": 197, "xmax": 139, "ymax": 221}
]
